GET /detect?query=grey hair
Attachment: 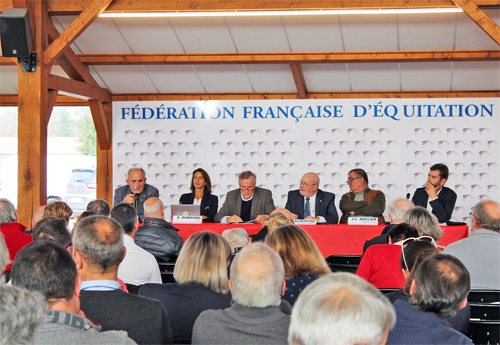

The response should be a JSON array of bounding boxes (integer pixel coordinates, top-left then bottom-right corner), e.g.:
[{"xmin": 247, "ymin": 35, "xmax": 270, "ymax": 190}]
[
  {"xmin": 403, "ymin": 206, "xmax": 443, "ymax": 240},
  {"xmin": 72, "ymin": 216, "xmax": 124, "ymax": 273},
  {"xmin": 472, "ymin": 200, "xmax": 500, "ymax": 232},
  {"xmin": 127, "ymin": 167, "xmax": 146, "ymax": 178},
  {"xmin": 144, "ymin": 197, "xmax": 163, "ymax": 216},
  {"xmin": 221, "ymin": 228, "xmax": 249, "ymax": 249},
  {"xmin": 289, "ymin": 273, "xmax": 396, "ymax": 345},
  {"xmin": 0, "ymin": 233, "xmax": 9, "ymax": 283},
  {"xmin": 230, "ymin": 242, "xmax": 284, "ymax": 308},
  {"xmin": 0, "ymin": 285, "xmax": 45, "ymax": 345},
  {"xmin": 238, "ymin": 170, "xmax": 256, "ymax": 182},
  {"xmin": 0, "ymin": 198, "xmax": 16, "ymax": 226},
  {"xmin": 388, "ymin": 199, "xmax": 414, "ymax": 222}
]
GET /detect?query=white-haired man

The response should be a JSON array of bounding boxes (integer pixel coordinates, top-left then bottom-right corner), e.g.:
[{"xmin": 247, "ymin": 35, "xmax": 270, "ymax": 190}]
[
  {"xmin": 221, "ymin": 228, "xmax": 251, "ymax": 255},
  {"xmin": 192, "ymin": 242, "xmax": 290, "ymax": 344},
  {"xmin": 289, "ymin": 272, "xmax": 396, "ymax": 345}
]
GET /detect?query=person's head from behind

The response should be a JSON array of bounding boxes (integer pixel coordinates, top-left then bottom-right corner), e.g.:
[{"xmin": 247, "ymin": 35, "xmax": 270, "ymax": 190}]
[
  {"xmin": 86, "ymin": 199, "xmax": 110, "ymax": 216},
  {"xmin": 174, "ymin": 231, "xmax": 230, "ymax": 293},
  {"xmin": 144, "ymin": 197, "xmax": 164, "ymax": 219},
  {"xmin": 400, "ymin": 240, "xmax": 439, "ymax": 294},
  {"xmin": 32, "ymin": 205, "xmax": 46, "ymax": 227},
  {"xmin": 403, "ymin": 206, "xmax": 442, "ymax": 240},
  {"xmin": 388, "ymin": 223, "xmax": 419, "ymax": 244},
  {"xmin": 265, "ymin": 209, "xmax": 293, "ymax": 233},
  {"xmin": 0, "ymin": 285, "xmax": 45, "ymax": 345},
  {"xmin": 0, "ymin": 198, "xmax": 17, "ymax": 226},
  {"xmin": 32, "ymin": 218, "xmax": 72, "ymax": 251},
  {"xmin": 387, "ymin": 199, "xmax": 414, "ymax": 224},
  {"xmin": 230, "ymin": 242, "xmax": 285, "ymax": 308},
  {"xmin": 265, "ymin": 224, "xmax": 330, "ymax": 280},
  {"xmin": 72, "ymin": 216, "xmax": 124, "ymax": 275},
  {"xmin": 289, "ymin": 272, "xmax": 396, "ymax": 345},
  {"xmin": 411, "ymin": 254, "xmax": 470, "ymax": 319},
  {"xmin": 471, "ymin": 200, "xmax": 500, "ymax": 232},
  {"xmin": 73, "ymin": 210, "xmax": 97, "ymax": 232},
  {"xmin": 43, "ymin": 201, "xmax": 73, "ymax": 225},
  {"xmin": 11, "ymin": 242, "xmax": 79, "ymax": 310},
  {"xmin": 221, "ymin": 228, "xmax": 250, "ymax": 252},
  {"xmin": 110, "ymin": 203, "xmax": 138, "ymax": 236}
]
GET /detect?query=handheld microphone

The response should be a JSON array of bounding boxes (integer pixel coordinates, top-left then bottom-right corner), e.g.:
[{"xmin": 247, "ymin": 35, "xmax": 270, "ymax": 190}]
[
  {"xmin": 133, "ymin": 193, "xmax": 139, "ymax": 209},
  {"xmin": 406, "ymin": 193, "xmax": 410, "ymax": 200}
]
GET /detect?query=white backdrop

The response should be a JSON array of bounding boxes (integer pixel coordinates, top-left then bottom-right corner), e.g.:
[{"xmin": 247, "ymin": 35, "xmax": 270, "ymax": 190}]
[{"xmin": 113, "ymin": 98, "xmax": 500, "ymax": 223}]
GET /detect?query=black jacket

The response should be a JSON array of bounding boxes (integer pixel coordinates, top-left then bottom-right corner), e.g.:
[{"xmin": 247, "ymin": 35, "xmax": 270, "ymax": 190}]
[
  {"xmin": 179, "ymin": 192, "xmax": 219, "ymax": 223},
  {"xmin": 135, "ymin": 217, "xmax": 184, "ymax": 263},
  {"xmin": 412, "ymin": 186, "xmax": 457, "ymax": 223}
]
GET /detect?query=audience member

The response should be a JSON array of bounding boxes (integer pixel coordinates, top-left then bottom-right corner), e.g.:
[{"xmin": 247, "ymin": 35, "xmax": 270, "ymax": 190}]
[
  {"xmin": 250, "ymin": 208, "xmax": 293, "ymax": 242},
  {"xmin": 111, "ymin": 203, "xmax": 161, "ymax": 285},
  {"xmin": 73, "ymin": 216, "xmax": 172, "ymax": 344},
  {"xmin": 387, "ymin": 254, "xmax": 472, "ymax": 344},
  {"xmin": 43, "ymin": 201, "xmax": 73, "ymax": 225},
  {"xmin": 403, "ymin": 206, "xmax": 443, "ymax": 241},
  {"xmin": 135, "ymin": 197, "xmax": 183, "ymax": 263},
  {"xmin": 32, "ymin": 218, "xmax": 72, "ymax": 251},
  {"xmin": 0, "ymin": 285, "xmax": 45, "ymax": 345},
  {"xmin": 289, "ymin": 272, "xmax": 396, "ymax": 345},
  {"xmin": 0, "ymin": 233, "xmax": 8, "ymax": 284},
  {"xmin": 266, "ymin": 224, "xmax": 330, "ymax": 306},
  {"xmin": 72, "ymin": 210, "xmax": 97, "ymax": 232},
  {"xmin": 444, "ymin": 200, "xmax": 500, "ymax": 289},
  {"xmin": 363, "ymin": 199, "xmax": 414, "ymax": 253},
  {"xmin": 193, "ymin": 242, "xmax": 291, "ymax": 345},
  {"xmin": 222, "ymin": 227, "xmax": 251, "ymax": 254},
  {"xmin": 139, "ymin": 231, "xmax": 231, "ymax": 344},
  {"xmin": 87, "ymin": 199, "xmax": 111, "ymax": 216},
  {"xmin": 387, "ymin": 240, "xmax": 470, "ymax": 334},
  {"xmin": 356, "ymin": 223, "xmax": 419, "ymax": 288},
  {"xmin": 11, "ymin": 242, "xmax": 136, "ymax": 344},
  {"xmin": 32, "ymin": 205, "xmax": 46, "ymax": 227},
  {"xmin": 0, "ymin": 198, "xmax": 32, "ymax": 273}
]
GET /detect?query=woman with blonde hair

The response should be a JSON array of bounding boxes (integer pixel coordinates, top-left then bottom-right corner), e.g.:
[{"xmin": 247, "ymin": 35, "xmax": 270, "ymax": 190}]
[
  {"xmin": 139, "ymin": 231, "xmax": 231, "ymax": 344},
  {"xmin": 266, "ymin": 224, "xmax": 330, "ymax": 306}
]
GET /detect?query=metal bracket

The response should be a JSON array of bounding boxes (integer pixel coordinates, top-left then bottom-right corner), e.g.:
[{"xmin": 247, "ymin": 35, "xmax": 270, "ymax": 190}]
[{"xmin": 19, "ymin": 52, "xmax": 37, "ymax": 73}]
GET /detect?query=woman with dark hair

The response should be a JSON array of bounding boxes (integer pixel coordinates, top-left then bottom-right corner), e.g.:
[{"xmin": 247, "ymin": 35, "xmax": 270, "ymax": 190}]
[
  {"xmin": 386, "ymin": 239, "xmax": 470, "ymax": 334},
  {"xmin": 179, "ymin": 168, "xmax": 218, "ymax": 222}
]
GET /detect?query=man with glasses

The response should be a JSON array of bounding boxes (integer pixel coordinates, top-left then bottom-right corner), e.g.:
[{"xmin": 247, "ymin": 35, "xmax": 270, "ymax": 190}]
[
  {"xmin": 339, "ymin": 169, "xmax": 386, "ymax": 224},
  {"xmin": 284, "ymin": 172, "xmax": 338, "ymax": 224},
  {"xmin": 215, "ymin": 171, "xmax": 275, "ymax": 224},
  {"xmin": 412, "ymin": 163, "xmax": 456, "ymax": 223}
]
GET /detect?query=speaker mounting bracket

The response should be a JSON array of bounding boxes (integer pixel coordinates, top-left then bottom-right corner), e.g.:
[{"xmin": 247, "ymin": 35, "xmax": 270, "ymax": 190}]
[{"xmin": 18, "ymin": 52, "xmax": 37, "ymax": 73}]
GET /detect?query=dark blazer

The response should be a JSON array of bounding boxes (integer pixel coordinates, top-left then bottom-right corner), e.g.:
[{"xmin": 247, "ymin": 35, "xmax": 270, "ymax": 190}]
[
  {"xmin": 179, "ymin": 192, "xmax": 218, "ymax": 223},
  {"xmin": 113, "ymin": 183, "xmax": 159, "ymax": 222},
  {"xmin": 412, "ymin": 186, "xmax": 457, "ymax": 223},
  {"xmin": 285, "ymin": 189, "xmax": 338, "ymax": 224},
  {"xmin": 214, "ymin": 187, "xmax": 275, "ymax": 223}
]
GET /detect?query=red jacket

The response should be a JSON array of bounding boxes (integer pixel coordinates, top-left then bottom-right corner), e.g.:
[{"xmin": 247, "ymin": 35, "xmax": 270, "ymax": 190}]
[{"xmin": 0, "ymin": 222, "xmax": 32, "ymax": 271}]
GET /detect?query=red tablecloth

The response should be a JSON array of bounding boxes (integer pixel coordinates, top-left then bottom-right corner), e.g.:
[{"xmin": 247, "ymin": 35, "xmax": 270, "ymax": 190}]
[{"xmin": 173, "ymin": 223, "xmax": 468, "ymax": 257}]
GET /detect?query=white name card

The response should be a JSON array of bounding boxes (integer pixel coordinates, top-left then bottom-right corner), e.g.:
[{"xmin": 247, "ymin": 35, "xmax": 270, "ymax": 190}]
[
  {"xmin": 172, "ymin": 215, "xmax": 202, "ymax": 224},
  {"xmin": 293, "ymin": 219, "xmax": 317, "ymax": 225},
  {"xmin": 347, "ymin": 217, "xmax": 378, "ymax": 226}
]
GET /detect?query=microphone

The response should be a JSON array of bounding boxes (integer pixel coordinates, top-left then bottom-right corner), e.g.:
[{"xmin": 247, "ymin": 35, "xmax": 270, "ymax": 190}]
[
  {"xmin": 133, "ymin": 193, "xmax": 139, "ymax": 209},
  {"xmin": 406, "ymin": 193, "xmax": 410, "ymax": 200}
]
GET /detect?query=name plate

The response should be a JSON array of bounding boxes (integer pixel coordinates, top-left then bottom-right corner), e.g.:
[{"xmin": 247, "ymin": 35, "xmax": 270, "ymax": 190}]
[
  {"xmin": 172, "ymin": 215, "xmax": 202, "ymax": 224},
  {"xmin": 293, "ymin": 219, "xmax": 317, "ymax": 225},
  {"xmin": 347, "ymin": 217, "xmax": 378, "ymax": 226}
]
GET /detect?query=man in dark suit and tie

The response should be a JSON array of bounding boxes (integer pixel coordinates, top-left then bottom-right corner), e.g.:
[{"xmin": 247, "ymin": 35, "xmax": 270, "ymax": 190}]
[
  {"xmin": 412, "ymin": 163, "xmax": 457, "ymax": 223},
  {"xmin": 285, "ymin": 172, "xmax": 338, "ymax": 224}
]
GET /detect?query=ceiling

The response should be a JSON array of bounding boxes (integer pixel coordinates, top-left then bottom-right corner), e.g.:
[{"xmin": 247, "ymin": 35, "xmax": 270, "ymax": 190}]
[{"xmin": 0, "ymin": 2, "xmax": 499, "ymax": 100}]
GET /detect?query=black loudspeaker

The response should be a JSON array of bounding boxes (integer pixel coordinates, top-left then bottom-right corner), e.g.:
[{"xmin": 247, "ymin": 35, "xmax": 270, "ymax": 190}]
[{"xmin": 0, "ymin": 8, "xmax": 32, "ymax": 58}]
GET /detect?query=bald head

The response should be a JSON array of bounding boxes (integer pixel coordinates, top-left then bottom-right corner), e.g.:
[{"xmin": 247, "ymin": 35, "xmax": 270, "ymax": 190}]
[
  {"xmin": 388, "ymin": 199, "xmax": 414, "ymax": 224},
  {"xmin": 472, "ymin": 200, "xmax": 500, "ymax": 232},
  {"xmin": 271, "ymin": 207, "xmax": 293, "ymax": 221},
  {"xmin": 32, "ymin": 205, "xmax": 46, "ymax": 227},
  {"xmin": 144, "ymin": 197, "xmax": 164, "ymax": 219},
  {"xmin": 299, "ymin": 172, "xmax": 319, "ymax": 198}
]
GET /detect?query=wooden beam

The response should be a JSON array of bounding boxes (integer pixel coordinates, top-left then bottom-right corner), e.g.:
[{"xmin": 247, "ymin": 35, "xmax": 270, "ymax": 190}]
[
  {"xmin": 48, "ymin": 74, "xmax": 111, "ymax": 102},
  {"xmin": 43, "ymin": 0, "xmax": 113, "ymax": 68},
  {"xmin": 88, "ymin": 100, "xmax": 111, "ymax": 150},
  {"xmin": 45, "ymin": 90, "xmax": 58, "ymax": 127},
  {"xmin": 453, "ymin": 0, "xmax": 500, "ymax": 45},
  {"xmin": 0, "ymin": 94, "xmax": 88, "ymax": 106},
  {"xmin": 95, "ymin": 102, "xmax": 113, "ymax": 204},
  {"xmin": 290, "ymin": 63, "xmax": 308, "ymax": 99}
]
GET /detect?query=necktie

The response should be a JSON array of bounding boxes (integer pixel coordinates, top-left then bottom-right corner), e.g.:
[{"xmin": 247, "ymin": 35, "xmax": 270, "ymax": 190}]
[{"xmin": 304, "ymin": 197, "xmax": 311, "ymax": 218}]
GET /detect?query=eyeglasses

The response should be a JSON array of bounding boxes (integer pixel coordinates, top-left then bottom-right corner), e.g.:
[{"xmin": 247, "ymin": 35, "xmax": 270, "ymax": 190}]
[
  {"xmin": 299, "ymin": 181, "xmax": 317, "ymax": 187},
  {"xmin": 347, "ymin": 177, "xmax": 361, "ymax": 183},
  {"xmin": 239, "ymin": 185, "xmax": 255, "ymax": 191},
  {"xmin": 400, "ymin": 236, "xmax": 438, "ymax": 271}
]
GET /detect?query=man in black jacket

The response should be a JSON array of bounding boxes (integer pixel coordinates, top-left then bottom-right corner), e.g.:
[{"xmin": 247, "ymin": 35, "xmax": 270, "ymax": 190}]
[{"xmin": 135, "ymin": 197, "xmax": 184, "ymax": 263}]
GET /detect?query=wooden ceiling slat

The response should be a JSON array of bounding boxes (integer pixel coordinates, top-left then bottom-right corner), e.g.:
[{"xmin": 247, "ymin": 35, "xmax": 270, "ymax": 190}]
[{"xmin": 453, "ymin": 0, "xmax": 500, "ymax": 45}]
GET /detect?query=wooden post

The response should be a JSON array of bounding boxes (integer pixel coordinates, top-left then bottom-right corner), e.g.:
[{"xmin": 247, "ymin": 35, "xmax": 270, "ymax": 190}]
[{"xmin": 95, "ymin": 102, "xmax": 113, "ymax": 205}]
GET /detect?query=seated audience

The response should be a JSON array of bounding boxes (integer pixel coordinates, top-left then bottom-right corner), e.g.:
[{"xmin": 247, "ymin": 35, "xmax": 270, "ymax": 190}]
[
  {"xmin": 32, "ymin": 205, "xmax": 46, "ymax": 227},
  {"xmin": 72, "ymin": 210, "xmax": 97, "ymax": 232},
  {"xmin": 32, "ymin": 218, "xmax": 72, "ymax": 252},
  {"xmin": 0, "ymin": 198, "xmax": 32, "ymax": 273},
  {"xmin": 139, "ymin": 231, "xmax": 231, "ymax": 344},
  {"xmin": 179, "ymin": 168, "xmax": 218, "ymax": 223},
  {"xmin": 289, "ymin": 272, "xmax": 396, "ymax": 345},
  {"xmin": 250, "ymin": 208, "xmax": 293, "ymax": 242},
  {"xmin": 11, "ymin": 242, "xmax": 136, "ymax": 344},
  {"xmin": 73, "ymin": 216, "xmax": 172, "ymax": 344},
  {"xmin": 444, "ymin": 200, "xmax": 500, "ymax": 289},
  {"xmin": 266, "ymin": 224, "xmax": 331, "ymax": 306},
  {"xmin": 193, "ymin": 242, "xmax": 291, "ymax": 345},
  {"xmin": 363, "ymin": 199, "xmax": 414, "ymax": 253},
  {"xmin": 222, "ymin": 227, "xmax": 251, "ymax": 255},
  {"xmin": 387, "ymin": 240, "xmax": 470, "ymax": 334},
  {"xmin": 43, "ymin": 201, "xmax": 73, "ymax": 225},
  {"xmin": 387, "ymin": 254, "xmax": 472, "ymax": 344},
  {"xmin": 135, "ymin": 197, "xmax": 183, "ymax": 263},
  {"xmin": 356, "ymin": 223, "xmax": 419, "ymax": 288},
  {"xmin": 403, "ymin": 206, "xmax": 443, "ymax": 243},
  {"xmin": 87, "ymin": 199, "xmax": 111, "ymax": 216},
  {"xmin": 111, "ymin": 203, "xmax": 162, "ymax": 285},
  {"xmin": 0, "ymin": 233, "xmax": 8, "ymax": 283},
  {"xmin": 0, "ymin": 285, "xmax": 45, "ymax": 345}
]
